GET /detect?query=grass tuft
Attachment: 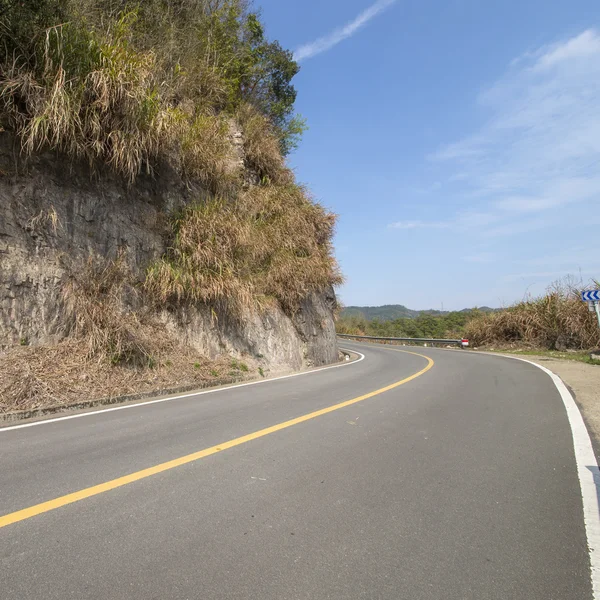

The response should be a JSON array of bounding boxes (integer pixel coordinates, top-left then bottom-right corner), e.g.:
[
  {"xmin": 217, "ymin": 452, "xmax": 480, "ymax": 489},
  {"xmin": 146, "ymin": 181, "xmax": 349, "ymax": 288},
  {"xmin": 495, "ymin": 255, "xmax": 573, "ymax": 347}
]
[
  {"xmin": 62, "ymin": 252, "xmax": 173, "ymax": 366},
  {"xmin": 236, "ymin": 103, "xmax": 292, "ymax": 185},
  {"xmin": 144, "ymin": 184, "xmax": 343, "ymax": 315}
]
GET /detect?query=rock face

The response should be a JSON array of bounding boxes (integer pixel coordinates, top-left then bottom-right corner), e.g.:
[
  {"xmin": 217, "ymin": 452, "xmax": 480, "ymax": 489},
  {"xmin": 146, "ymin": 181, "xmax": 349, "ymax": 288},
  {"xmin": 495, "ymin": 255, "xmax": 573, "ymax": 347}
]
[{"xmin": 0, "ymin": 134, "xmax": 338, "ymax": 371}]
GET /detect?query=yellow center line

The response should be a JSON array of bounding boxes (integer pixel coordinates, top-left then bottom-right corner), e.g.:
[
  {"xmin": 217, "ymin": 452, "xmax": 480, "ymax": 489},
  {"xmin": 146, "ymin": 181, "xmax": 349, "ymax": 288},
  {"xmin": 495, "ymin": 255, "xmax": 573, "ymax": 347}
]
[{"xmin": 0, "ymin": 350, "xmax": 434, "ymax": 529}]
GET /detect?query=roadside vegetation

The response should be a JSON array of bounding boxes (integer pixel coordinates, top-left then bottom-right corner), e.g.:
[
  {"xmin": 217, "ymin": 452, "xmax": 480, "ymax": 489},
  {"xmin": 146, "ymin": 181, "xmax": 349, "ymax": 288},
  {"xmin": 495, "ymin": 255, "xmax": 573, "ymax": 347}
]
[
  {"xmin": 145, "ymin": 185, "xmax": 341, "ymax": 315},
  {"xmin": 0, "ymin": 341, "xmax": 256, "ymax": 414},
  {"xmin": 0, "ymin": 253, "xmax": 261, "ymax": 413},
  {"xmin": 336, "ymin": 310, "xmax": 475, "ymax": 340},
  {"xmin": 0, "ymin": 0, "xmax": 305, "ymax": 181},
  {"xmin": 337, "ymin": 279, "xmax": 600, "ymax": 362},
  {"xmin": 0, "ymin": 0, "xmax": 342, "ymax": 412},
  {"xmin": 464, "ymin": 280, "xmax": 600, "ymax": 352},
  {"xmin": 0, "ymin": 0, "xmax": 340, "ymax": 317}
]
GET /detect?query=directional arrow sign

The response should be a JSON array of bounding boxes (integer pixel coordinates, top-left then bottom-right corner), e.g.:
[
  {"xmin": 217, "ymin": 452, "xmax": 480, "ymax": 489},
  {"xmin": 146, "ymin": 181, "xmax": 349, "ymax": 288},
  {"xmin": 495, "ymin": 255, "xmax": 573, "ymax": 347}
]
[{"xmin": 582, "ymin": 290, "xmax": 600, "ymax": 302}]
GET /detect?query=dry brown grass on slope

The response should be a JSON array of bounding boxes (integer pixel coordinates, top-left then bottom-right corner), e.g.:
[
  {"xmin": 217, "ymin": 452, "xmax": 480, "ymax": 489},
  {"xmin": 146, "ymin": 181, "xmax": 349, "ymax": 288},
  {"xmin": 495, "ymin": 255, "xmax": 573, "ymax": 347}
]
[
  {"xmin": 1, "ymin": 252, "xmax": 258, "ymax": 414},
  {"xmin": 1, "ymin": 19, "xmax": 172, "ymax": 183},
  {"xmin": 0, "ymin": 17, "xmax": 236, "ymax": 191},
  {"xmin": 144, "ymin": 184, "xmax": 343, "ymax": 315},
  {"xmin": 179, "ymin": 112, "xmax": 240, "ymax": 196},
  {"xmin": 236, "ymin": 103, "xmax": 293, "ymax": 185},
  {"xmin": 62, "ymin": 253, "xmax": 172, "ymax": 367},
  {"xmin": 0, "ymin": 341, "xmax": 251, "ymax": 414},
  {"xmin": 465, "ymin": 284, "xmax": 600, "ymax": 351}
]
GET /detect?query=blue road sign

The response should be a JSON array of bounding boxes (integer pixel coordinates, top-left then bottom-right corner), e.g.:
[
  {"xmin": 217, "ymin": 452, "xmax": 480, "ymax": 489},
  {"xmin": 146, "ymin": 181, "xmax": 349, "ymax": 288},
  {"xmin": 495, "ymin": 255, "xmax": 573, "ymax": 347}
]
[{"xmin": 582, "ymin": 290, "xmax": 600, "ymax": 302}]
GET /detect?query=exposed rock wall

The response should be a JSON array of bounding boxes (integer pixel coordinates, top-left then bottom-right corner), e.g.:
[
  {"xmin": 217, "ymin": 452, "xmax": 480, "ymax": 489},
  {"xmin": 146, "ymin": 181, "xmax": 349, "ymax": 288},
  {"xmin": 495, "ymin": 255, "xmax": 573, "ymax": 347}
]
[{"xmin": 0, "ymin": 134, "xmax": 338, "ymax": 370}]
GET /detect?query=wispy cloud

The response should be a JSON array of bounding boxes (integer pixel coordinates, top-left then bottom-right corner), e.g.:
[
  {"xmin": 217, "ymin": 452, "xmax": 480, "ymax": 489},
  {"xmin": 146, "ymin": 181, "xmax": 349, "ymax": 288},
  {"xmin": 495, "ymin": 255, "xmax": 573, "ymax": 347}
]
[
  {"xmin": 535, "ymin": 29, "xmax": 600, "ymax": 71},
  {"xmin": 294, "ymin": 0, "xmax": 397, "ymax": 62},
  {"xmin": 398, "ymin": 29, "xmax": 600, "ymax": 239}
]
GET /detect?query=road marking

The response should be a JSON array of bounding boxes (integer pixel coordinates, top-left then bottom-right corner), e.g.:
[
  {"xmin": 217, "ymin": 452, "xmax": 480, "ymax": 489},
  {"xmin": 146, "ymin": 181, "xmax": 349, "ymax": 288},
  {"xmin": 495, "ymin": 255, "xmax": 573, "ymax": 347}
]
[
  {"xmin": 0, "ymin": 349, "xmax": 364, "ymax": 432},
  {"xmin": 493, "ymin": 354, "xmax": 600, "ymax": 599},
  {"xmin": 0, "ymin": 351, "xmax": 433, "ymax": 529}
]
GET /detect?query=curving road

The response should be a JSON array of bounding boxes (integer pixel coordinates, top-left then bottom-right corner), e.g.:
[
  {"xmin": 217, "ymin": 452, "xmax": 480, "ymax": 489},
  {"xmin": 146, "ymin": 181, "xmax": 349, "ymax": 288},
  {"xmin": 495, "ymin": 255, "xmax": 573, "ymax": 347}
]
[{"xmin": 0, "ymin": 341, "xmax": 595, "ymax": 599}]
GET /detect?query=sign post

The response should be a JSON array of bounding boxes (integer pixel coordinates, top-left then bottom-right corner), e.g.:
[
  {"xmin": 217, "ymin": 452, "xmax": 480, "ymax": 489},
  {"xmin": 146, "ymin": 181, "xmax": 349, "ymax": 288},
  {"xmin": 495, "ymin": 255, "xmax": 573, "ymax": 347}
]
[{"xmin": 582, "ymin": 290, "xmax": 600, "ymax": 329}]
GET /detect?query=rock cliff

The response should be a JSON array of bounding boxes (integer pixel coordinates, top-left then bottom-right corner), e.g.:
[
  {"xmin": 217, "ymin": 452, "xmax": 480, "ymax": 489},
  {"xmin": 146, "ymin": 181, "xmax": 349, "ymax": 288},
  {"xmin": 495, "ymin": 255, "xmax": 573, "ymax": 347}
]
[{"xmin": 0, "ymin": 134, "xmax": 339, "ymax": 372}]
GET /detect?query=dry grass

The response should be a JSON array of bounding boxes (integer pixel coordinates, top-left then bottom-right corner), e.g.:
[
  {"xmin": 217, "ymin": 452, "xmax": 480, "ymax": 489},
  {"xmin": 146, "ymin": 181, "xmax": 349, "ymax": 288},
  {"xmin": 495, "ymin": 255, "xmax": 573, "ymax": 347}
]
[
  {"xmin": 179, "ymin": 112, "xmax": 239, "ymax": 195},
  {"xmin": 145, "ymin": 184, "xmax": 343, "ymax": 315},
  {"xmin": 1, "ymin": 3, "xmax": 343, "ymax": 347},
  {"xmin": 1, "ymin": 251, "xmax": 259, "ymax": 413},
  {"xmin": 236, "ymin": 103, "xmax": 293, "ymax": 185},
  {"xmin": 465, "ymin": 281, "xmax": 600, "ymax": 351},
  {"xmin": 62, "ymin": 252, "xmax": 174, "ymax": 366},
  {"xmin": 0, "ymin": 15, "xmax": 237, "ymax": 191},
  {"xmin": 0, "ymin": 340, "xmax": 253, "ymax": 414},
  {"xmin": 1, "ymin": 17, "xmax": 175, "ymax": 183}
]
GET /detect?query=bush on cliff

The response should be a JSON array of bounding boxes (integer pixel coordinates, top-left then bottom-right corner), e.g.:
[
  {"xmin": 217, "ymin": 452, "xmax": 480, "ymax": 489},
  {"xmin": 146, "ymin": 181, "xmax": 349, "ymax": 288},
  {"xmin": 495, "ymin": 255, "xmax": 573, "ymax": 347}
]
[
  {"xmin": 0, "ymin": 0, "xmax": 304, "ymax": 182},
  {"xmin": 0, "ymin": 0, "xmax": 340, "ymax": 321}
]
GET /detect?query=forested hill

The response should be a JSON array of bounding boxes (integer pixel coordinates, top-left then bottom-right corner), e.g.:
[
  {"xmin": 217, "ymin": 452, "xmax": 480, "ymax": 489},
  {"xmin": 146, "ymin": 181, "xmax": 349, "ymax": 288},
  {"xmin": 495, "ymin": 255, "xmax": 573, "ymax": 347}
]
[{"xmin": 341, "ymin": 305, "xmax": 497, "ymax": 321}]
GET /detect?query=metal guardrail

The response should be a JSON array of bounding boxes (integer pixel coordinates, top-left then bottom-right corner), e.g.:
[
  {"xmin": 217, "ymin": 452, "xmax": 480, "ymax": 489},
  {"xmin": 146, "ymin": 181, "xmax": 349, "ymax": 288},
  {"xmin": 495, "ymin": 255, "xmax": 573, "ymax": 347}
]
[{"xmin": 337, "ymin": 333, "xmax": 465, "ymax": 347}]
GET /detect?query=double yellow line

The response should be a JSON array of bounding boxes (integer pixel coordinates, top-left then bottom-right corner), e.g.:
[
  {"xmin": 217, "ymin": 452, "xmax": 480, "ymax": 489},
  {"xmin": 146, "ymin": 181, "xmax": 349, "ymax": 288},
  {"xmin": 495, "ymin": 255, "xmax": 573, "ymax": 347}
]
[{"xmin": 0, "ymin": 349, "xmax": 433, "ymax": 529}]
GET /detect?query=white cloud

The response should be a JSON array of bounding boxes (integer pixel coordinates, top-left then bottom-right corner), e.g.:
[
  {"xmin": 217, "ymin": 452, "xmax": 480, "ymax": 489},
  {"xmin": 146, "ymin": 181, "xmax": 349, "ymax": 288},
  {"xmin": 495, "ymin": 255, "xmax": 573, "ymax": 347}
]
[
  {"xmin": 417, "ymin": 29, "xmax": 600, "ymax": 238},
  {"xmin": 294, "ymin": 0, "xmax": 397, "ymax": 62},
  {"xmin": 535, "ymin": 29, "xmax": 600, "ymax": 71}
]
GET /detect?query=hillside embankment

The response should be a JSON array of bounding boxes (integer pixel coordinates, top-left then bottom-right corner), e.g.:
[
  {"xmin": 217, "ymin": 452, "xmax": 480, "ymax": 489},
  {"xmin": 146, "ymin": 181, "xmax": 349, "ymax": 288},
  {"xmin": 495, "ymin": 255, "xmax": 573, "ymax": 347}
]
[{"xmin": 0, "ymin": 1, "xmax": 342, "ymax": 413}]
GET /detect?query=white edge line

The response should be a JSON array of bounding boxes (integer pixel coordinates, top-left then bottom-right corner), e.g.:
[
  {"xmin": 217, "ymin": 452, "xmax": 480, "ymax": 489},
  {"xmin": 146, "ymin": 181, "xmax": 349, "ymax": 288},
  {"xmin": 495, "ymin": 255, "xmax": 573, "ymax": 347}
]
[
  {"xmin": 0, "ymin": 349, "xmax": 365, "ymax": 432},
  {"xmin": 357, "ymin": 339, "xmax": 600, "ymax": 596},
  {"xmin": 491, "ymin": 353, "xmax": 600, "ymax": 598}
]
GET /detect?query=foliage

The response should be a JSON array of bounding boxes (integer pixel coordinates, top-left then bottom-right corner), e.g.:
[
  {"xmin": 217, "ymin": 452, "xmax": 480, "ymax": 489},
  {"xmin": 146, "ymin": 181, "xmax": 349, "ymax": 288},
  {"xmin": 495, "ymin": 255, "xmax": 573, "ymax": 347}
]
[
  {"xmin": 236, "ymin": 102, "xmax": 292, "ymax": 184},
  {"xmin": 465, "ymin": 280, "xmax": 600, "ymax": 351},
  {"xmin": 341, "ymin": 304, "xmax": 497, "ymax": 321},
  {"xmin": 337, "ymin": 310, "xmax": 475, "ymax": 339},
  {"xmin": 62, "ymin": 253, "xmax": 173, "ymax": 366},
  {"xmin": 1, "ymin": 14, "xmax": 173, "ymax": 182},
  {"xmin": 145, "ymin": 184, "xmax": 343, "ymax": 315},
  {"xmin": 2, "ymin": 0, "xmax": 342, "ymax": 326},
  {"xmin": 0, "ymin": 0, "xmax": 304, "ymax": 185}
]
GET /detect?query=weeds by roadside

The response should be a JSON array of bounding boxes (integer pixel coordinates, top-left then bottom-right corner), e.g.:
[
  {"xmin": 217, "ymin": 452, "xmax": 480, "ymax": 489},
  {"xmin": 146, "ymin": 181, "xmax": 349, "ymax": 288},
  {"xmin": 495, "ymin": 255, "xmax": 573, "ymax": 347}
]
[
  {"xmin": 465, "ymin": 280, "xmax": 600, "ymax": 351},
  {"xmin": 0, "ymin": 341, "xmax": 253, "ymax": 414}
]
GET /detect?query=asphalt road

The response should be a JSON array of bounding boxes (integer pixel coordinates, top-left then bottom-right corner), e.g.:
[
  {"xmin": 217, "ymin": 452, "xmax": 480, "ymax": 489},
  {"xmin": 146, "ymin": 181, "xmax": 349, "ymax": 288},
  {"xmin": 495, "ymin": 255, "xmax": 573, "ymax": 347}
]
[{"xmin": 0, "ymin": 341, "xmax": 593, "ymax": 599}]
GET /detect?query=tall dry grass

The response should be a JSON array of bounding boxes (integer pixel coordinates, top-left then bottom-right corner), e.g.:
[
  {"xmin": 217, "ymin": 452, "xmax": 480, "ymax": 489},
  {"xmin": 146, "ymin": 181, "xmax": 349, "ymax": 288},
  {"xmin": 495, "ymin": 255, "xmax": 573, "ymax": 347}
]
[
  {"xmin": 145, "ymin": 184, "xmax": 343, "ymax": 315},
  {"xmin": 179, "ymin": 112, "xmax": 239, "ymax": 195},
  {"xmin": 63, "ymin": 253, "xmax": 173, "ymax": 365},
  {"xmin": 2, "ymin": 1, "xmax": 342, "ymax": 333},
  {"xmin": 236, "ymin": 103, "xmax": 292, "ymax": 185},
  {"xmin": 465, "ymin": 280, "xmax": 600, "ymax": 350},
  {"xmin": 1, "ymin": 15, "xmax": 175, "ymax": 182},
  {"xmin": 0, "ymin": 11, "xmax": 242, "ymax": 189}
]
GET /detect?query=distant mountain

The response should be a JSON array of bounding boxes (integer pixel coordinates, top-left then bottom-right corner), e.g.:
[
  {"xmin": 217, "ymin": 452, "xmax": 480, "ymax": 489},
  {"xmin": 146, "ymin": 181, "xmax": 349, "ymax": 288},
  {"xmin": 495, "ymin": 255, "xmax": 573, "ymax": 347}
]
[{"xmin": 341, "ymin": 304, "xmax": 497, "ymax": 321}]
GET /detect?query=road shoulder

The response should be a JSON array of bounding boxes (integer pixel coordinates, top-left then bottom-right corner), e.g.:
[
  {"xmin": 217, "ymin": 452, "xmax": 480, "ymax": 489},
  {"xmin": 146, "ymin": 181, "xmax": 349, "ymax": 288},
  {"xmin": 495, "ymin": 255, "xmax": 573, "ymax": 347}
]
[{"xmin": 504, "ymin": 353, "xmax": 600, "ymax": 461}]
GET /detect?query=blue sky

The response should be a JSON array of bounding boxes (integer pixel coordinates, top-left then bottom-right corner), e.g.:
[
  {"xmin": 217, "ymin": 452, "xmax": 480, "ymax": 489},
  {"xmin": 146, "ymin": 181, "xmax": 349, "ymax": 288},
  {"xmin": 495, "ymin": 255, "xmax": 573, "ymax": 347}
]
[{"xmin": 258, "ymin": 0, "xmax": 600, "ymax": 310}]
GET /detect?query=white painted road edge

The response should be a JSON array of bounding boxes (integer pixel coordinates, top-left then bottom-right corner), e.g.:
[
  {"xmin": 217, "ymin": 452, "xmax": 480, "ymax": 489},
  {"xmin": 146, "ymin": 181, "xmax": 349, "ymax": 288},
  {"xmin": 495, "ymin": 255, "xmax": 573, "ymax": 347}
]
[
  {"xmin": 0, "ymin": 349, "xmax": 365, "ymax": 433},
  {"xmin": 501, "ymin": 354, "xmax": 600, "ymax": 599}
]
